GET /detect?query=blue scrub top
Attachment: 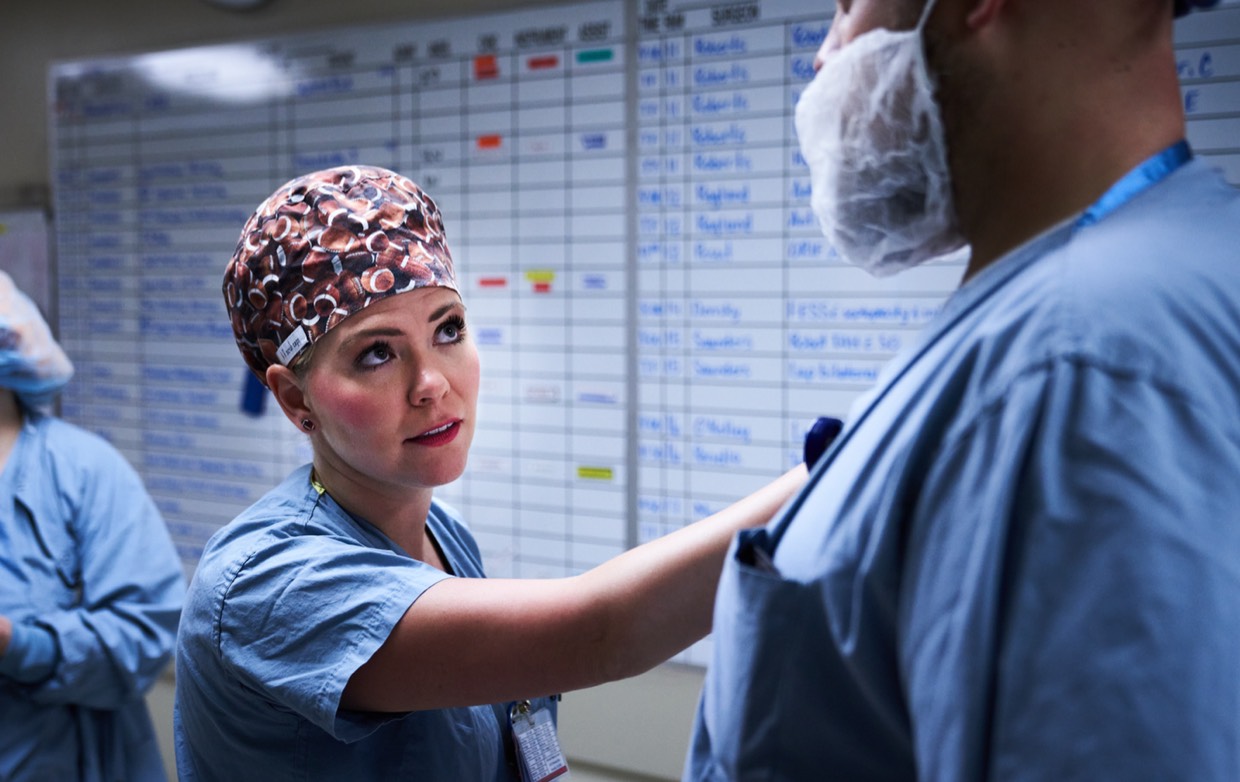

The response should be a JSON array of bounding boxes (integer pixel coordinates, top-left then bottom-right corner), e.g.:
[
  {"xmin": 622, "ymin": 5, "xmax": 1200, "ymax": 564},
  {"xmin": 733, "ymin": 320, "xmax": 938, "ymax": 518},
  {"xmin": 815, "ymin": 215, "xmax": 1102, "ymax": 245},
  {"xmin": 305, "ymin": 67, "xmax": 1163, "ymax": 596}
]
[
  {"xmin": 0, "ymin": 413, "xmax": 185, "ymax": 782},
  {"xmin": 175, "ymin": 465, "xmax": 553, "ymax": 781},
  {"xmin": 687, "ymin": 156, "xmax": 1240, "ymax": 780}
]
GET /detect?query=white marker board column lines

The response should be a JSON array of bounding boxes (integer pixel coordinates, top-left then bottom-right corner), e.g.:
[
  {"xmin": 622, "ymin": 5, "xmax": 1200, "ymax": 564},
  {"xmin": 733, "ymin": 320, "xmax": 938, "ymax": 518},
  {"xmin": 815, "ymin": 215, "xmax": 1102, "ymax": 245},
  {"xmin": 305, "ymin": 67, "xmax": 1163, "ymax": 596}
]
[
  {"xmin": 49, "ymin": 1, "xmax": 1240, "ymax": 666},
  {"xmin": 1177, "ymin": 4, "xmax": 1240, "ymax": 181},
  {"xmin": 50, "ymin": 2, "xmax": 632, "ymax": 582},
  {"xmin": 53, "ymin": 57, "xmax": 308, "ymax": 571},
  {"xmin": 434, "ymin": 5, "xmax": 632, "ymax": 581},
  {"xmin": 635, "ymin": 0, "xmax": 967, "ymax": 665}
]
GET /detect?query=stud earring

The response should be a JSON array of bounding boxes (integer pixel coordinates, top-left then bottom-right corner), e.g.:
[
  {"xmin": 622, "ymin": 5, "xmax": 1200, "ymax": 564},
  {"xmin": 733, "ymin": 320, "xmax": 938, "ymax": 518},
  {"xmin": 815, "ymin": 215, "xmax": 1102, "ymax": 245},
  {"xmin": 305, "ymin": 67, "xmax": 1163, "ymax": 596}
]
[{"xmin": 301, "ymin": 419, "xmax": 315, "ymax": 432}]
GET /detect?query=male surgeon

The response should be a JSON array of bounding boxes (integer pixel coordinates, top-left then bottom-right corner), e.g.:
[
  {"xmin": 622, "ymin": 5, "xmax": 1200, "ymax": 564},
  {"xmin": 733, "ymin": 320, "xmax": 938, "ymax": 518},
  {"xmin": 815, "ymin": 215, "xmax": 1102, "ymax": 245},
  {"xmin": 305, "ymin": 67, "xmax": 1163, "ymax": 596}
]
[{"xmin": 686, "ymin": 0, "xmax": 1240, "ymax": 779}]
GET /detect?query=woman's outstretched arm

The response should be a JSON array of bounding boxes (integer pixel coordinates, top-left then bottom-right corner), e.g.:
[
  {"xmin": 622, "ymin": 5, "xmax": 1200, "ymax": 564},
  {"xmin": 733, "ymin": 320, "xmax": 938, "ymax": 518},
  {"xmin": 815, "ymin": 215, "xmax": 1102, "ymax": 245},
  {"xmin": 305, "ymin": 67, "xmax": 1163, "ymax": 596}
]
[{"xmin": 342, "ymin": 463, "xmax": 807, "ymax": 712}]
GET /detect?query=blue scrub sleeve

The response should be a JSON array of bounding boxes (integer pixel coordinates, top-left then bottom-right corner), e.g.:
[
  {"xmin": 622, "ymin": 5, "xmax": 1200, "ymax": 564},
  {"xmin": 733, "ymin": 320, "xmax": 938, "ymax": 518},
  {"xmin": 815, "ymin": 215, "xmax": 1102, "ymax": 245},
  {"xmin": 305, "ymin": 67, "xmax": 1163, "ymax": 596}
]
[
  {"xmin": 899, "ymin": 357, "xmax": 1240, "ymax": 781},
  {"xmin": 0, "ymin": 621, "xmax": 58, "ymax": 683},
  {"xmin": 216, "ymin": 530, "xmax": 452, "ymax": 742},
  {"xmin": 24, "ymin": 429, "xmax": 185, "ymax": 710}
]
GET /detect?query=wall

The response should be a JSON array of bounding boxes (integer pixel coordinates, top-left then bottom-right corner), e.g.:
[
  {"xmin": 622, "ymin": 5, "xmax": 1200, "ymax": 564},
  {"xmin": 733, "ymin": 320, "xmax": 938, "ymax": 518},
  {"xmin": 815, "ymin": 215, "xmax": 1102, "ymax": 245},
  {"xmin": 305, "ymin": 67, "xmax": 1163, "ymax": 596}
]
[{"xmin": 1, "ymin": 0, "xmax": 549, "ymax": 208}]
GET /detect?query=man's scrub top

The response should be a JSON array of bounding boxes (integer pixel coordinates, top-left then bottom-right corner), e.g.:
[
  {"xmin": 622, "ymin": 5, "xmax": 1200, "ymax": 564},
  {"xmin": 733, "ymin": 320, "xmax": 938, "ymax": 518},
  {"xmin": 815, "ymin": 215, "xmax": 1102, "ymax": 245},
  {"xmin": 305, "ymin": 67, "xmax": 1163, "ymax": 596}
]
[
  {"xmin": 175, "ymin": 465, "xmax": 555, "ymax": 781},
  {"xmin": 687, "ymin": 155, "xmax": 1240, "ymax": 781}
]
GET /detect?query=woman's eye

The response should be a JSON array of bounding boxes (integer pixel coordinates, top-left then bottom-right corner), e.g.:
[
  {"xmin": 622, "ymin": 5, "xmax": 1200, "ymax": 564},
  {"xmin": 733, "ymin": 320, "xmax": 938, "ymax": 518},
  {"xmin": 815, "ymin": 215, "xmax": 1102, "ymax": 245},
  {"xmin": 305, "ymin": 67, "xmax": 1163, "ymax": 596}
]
[
  {"xmin": 357, "ymin": 342, "xmax": 394, "ymax": 368},
  {"xmin": 436, "ymin": 316, "xmax": 467, "ymax": 344}
]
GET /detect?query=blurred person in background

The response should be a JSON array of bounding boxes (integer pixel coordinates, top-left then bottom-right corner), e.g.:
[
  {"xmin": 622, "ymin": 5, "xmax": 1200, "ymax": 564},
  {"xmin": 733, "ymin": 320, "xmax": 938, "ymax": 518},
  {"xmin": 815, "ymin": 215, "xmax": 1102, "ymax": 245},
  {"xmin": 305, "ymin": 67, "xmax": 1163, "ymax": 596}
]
[{"xmin": 0, "ymin": 271, "xmax": 185, "ymax": 781}]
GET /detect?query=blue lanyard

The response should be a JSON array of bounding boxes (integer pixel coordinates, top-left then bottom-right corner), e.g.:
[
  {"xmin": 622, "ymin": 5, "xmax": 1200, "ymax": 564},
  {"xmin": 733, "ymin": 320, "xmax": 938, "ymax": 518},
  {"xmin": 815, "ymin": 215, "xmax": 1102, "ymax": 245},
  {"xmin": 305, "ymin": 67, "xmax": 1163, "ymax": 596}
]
[{"xmin": 1076, "ymin": 140, "xmax": 1192, "ymax": 228}]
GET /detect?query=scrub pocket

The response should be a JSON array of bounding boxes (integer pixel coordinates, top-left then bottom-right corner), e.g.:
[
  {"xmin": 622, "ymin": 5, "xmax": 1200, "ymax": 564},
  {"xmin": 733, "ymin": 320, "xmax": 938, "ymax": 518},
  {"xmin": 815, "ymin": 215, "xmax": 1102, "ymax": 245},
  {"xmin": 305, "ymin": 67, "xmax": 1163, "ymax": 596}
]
[{"xmin": 691, "ymin": 527, "xmax": 826, "ymax": 781}]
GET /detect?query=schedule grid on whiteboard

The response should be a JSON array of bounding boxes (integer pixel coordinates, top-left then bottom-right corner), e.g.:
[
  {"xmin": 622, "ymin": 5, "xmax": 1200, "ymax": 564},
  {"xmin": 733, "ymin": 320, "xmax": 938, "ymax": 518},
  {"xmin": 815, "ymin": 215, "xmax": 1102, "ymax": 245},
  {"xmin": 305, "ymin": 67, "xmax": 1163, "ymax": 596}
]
[{"xmin": 49, "ymin": 0, "xmax": 1240, "ymax": 667}]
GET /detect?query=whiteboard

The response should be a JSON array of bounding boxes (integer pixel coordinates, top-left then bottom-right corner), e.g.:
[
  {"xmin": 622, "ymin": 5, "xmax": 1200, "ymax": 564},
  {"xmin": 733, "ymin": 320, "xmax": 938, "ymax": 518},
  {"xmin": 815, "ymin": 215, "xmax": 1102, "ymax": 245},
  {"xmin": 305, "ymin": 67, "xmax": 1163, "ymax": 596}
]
[
  {"xmin": 0, "ymin": 210, "xmax": 52, "ymax": 319},
  {"xmin": 48, "ymin": 0, "xmax": 1240, "ymax": 666}
]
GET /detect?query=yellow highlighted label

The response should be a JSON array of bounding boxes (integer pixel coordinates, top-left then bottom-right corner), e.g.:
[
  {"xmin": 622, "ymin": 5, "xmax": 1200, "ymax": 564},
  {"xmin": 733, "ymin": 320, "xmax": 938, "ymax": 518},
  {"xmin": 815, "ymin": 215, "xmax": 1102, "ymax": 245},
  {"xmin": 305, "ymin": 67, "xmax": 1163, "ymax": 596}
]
[
  {"xmin": 524, "ymin": 269, "xmax": 556, "ymax": 283},
  {"xmin": 577, "ymin": 466, "xmax": 614, "ymax": 481}
]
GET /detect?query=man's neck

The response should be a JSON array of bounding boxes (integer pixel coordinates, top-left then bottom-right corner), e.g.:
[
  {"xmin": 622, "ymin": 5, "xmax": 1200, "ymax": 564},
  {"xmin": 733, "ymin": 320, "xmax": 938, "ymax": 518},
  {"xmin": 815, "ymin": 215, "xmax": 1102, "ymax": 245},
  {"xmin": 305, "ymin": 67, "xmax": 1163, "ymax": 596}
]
[{"xmin": 944, "ymin": 11, "xmax": 1185, "ymax": 281}]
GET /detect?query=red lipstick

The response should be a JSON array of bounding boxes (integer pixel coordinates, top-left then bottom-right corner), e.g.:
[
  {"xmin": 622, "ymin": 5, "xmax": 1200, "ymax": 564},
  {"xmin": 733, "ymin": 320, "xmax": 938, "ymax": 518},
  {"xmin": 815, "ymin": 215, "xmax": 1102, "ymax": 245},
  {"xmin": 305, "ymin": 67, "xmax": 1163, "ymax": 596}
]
[{"xmin": 412, "ymin": 420, "xmax": 461, "ymax": 447}]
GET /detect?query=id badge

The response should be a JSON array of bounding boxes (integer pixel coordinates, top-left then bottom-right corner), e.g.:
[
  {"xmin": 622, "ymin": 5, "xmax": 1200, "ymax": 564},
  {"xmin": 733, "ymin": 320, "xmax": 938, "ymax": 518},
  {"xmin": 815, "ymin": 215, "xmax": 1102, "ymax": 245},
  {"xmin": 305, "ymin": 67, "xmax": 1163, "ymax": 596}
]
[{"xmin": 510, "ymin": 700, "xmax": 570, "ymax": 782}]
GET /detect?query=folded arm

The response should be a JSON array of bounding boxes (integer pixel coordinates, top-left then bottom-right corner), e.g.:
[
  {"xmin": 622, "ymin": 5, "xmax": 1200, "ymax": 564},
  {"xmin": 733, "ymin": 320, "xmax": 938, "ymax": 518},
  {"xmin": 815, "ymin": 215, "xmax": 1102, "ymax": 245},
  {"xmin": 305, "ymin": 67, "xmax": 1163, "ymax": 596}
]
[{"xmin": 23, "ymin": 441, "xmax": 186, "ymax": 709}]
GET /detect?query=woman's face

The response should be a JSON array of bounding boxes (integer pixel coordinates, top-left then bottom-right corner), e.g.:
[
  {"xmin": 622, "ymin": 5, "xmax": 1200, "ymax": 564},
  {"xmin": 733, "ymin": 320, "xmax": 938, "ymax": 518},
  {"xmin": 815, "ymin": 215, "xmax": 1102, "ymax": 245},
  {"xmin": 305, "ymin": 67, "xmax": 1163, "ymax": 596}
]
[{"xmin": 301, "ymin": 286, "xmax": 480, "ymax": 498}]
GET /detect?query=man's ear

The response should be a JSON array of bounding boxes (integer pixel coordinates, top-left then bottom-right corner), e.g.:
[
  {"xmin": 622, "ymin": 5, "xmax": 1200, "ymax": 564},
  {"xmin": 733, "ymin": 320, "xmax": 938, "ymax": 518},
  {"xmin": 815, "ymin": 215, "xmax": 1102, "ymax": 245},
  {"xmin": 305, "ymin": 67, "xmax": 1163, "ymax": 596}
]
[
  {"xmin": 265, "ymin": 364, "xmax": 311, "ymax": 430},
  {"xmin": 963, "ymin": 0, "xmax": 1005, "ymax": 30}
]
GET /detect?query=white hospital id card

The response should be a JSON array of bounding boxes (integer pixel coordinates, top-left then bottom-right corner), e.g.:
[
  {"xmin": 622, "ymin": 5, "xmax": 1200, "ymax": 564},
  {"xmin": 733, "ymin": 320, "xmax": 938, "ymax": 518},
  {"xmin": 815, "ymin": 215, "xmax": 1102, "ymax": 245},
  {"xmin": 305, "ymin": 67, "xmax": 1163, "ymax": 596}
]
[{"xmin": 511, "ymin": 701, "xmax": 570, "ymax": 782}]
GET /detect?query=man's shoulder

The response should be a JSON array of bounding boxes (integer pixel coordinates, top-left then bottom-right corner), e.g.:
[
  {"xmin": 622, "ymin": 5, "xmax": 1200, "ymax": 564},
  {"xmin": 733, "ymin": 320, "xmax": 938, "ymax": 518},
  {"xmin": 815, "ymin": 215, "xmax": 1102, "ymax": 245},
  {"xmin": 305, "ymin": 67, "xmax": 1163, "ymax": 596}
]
[
  {"xmin": 979, "ymin": 166, "xmax": 1240, "ymax": 383},
  {"xmin": 1061, "ymin": 166, "xmax": 1240, "ymax": 372}
]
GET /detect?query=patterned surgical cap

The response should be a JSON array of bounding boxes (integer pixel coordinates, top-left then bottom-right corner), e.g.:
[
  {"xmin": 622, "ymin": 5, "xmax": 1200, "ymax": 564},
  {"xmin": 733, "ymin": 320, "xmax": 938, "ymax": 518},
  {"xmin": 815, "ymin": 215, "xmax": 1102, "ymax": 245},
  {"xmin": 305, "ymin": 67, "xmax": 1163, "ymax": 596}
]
[{"xmin": 223, "ymin": 165, "xmax": 459, "ymax": 384}]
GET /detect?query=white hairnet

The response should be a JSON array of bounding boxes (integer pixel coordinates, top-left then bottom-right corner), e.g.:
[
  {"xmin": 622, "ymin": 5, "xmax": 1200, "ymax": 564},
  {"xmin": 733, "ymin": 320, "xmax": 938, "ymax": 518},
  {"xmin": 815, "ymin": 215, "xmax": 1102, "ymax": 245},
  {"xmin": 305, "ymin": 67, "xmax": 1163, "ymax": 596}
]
[
  {"xmin": 794, "ymin": 13, "xmax": 964, "ymax": 275},
  {"xmin": 0, "ymin": 270, "xmax": 73, "ymax": 410}
]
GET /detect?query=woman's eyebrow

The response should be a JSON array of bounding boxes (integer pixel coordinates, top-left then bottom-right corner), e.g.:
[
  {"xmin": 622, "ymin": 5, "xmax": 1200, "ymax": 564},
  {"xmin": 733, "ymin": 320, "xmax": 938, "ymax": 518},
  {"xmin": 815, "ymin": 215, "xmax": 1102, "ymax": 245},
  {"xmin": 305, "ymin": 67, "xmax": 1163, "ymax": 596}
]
[
  {"xmin": 340, "ymin": 326, "xmax": 404, "ymax": 346},
  {"xmin": 428, "ymin": 302, "xmax": 463, "ymax": 322}
]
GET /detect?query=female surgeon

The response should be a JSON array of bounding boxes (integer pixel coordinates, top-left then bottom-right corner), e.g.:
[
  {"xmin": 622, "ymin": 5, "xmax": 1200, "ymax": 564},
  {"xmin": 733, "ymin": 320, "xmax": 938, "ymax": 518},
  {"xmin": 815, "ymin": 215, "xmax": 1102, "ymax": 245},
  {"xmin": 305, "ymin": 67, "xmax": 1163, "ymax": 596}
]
[{"xmin": 174, "ymin": 165, "xmax": 808, "ymax": 781}]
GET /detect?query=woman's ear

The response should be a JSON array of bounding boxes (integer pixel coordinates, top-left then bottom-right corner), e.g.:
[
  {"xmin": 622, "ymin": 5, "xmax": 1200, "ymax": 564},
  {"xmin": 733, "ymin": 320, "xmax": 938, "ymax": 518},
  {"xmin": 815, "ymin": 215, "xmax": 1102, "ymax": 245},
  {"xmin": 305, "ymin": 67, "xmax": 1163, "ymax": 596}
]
[{"xmin": 265, "ymin": 364, "xmax": 312, "ymax": 430}]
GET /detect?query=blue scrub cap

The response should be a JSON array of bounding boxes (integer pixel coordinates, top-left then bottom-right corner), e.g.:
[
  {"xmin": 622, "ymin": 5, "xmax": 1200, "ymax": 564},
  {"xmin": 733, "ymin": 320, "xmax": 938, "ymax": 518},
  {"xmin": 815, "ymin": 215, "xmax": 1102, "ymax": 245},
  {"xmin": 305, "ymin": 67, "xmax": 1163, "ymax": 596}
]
[
  {"xmin": 1175, "ymin": 0, "xmax": 1219, "ymax": 16},
  {"xmin": 0, "ymin": 271, "xmax": 73, "ymax": 410}
]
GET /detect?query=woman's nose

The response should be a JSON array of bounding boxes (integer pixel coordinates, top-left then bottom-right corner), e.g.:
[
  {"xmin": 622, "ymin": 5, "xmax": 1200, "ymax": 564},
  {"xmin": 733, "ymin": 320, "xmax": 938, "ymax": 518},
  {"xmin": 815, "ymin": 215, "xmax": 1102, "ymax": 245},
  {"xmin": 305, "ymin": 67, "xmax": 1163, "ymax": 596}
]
[{"xmin": 409, "ymin": 363, "xmax": 449, "ymax": 405}]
